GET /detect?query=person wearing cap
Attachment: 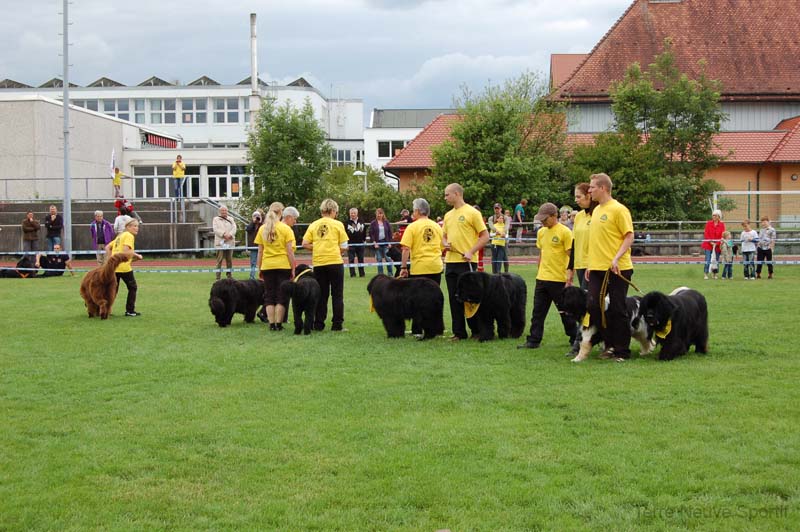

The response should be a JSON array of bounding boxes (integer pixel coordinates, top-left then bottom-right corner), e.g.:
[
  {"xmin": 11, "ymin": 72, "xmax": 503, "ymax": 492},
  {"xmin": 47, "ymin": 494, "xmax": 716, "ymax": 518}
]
[
  {"xmin": 245, "ymin": 210, "xmax": 264, "ymax": 280},
  {"xmin": 488, "ymin": 202, "xmax": 511, "ymax": 273},
  {"xmin": 442, "ymin": 183, "xmax": 489, "ymax": 340},
  {"xmin": 573, "ymin": 173, "xmax": 635, "ymax": 362},
  {"xmin": 701, "ymin": 209, "xmax": 725, "ymax": 280},
  {"xmin": 518, "ymin": 203, "xmax": 577, "ymax": 350}
]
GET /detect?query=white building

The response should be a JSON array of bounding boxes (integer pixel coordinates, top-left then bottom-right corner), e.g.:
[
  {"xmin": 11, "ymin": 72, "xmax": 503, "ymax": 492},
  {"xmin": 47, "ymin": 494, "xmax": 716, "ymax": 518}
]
[
  {"xmin": 364, "ymin": 108, "xmax": 456, "ymax": 172},
  {"xmin": 0, "ymin": 76, "xmax": 364, "ymax": 200}
]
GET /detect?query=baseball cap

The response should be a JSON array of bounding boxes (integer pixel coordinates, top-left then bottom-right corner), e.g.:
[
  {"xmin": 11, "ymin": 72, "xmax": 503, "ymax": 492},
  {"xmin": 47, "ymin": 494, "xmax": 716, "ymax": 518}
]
[
  {"xmin": 493, "ymin": 202, "xmax": 502, "ymax": 209},
  {"xmin": 534, "ymin": 202, "xmax": 558, "ymax": 222}
]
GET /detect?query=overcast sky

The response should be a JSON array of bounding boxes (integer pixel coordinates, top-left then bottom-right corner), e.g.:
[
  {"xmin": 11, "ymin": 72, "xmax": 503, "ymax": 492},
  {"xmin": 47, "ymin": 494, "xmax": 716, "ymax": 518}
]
[{"xmin": 1, "ymin": 0, "xmax": 631, "ymax": 123}]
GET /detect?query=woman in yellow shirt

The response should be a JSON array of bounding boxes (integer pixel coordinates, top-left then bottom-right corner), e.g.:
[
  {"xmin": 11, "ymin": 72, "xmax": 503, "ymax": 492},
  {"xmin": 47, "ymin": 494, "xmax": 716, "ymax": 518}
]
[
  {"xmin": 255, "ymin": 202, "xmax": 297, "ymax": 331},
  {"xmin": 570, "ymin": 182, "xmax": 597, "ymax": 289},
  {"xmin": 302, "ymin": 199, "xmax": 348, "ymax": 331}
]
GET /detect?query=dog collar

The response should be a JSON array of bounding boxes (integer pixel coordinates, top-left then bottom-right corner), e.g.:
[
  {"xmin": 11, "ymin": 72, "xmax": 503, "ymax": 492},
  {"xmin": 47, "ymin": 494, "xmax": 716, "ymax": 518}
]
[
  {"xmin": 293, "ymin": 268, "xmax": 312, "ymax": 282},
  {"xmin": 655, "ymin": 319, "xmax": 672, "ymax": 339}
]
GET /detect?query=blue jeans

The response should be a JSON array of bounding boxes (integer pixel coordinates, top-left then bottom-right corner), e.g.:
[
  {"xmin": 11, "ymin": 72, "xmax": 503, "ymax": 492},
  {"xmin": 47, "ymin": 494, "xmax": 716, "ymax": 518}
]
[
  {"xmin": 703, "ymin": 249, "xmax": 720, "ymax": 274},
  {"xmin": 722, "ymin": 262, "xmax": 733, "ymax": 279},
  {"xmin": 174, "ymin": 178, "xmax": 183, "ymax": 198},
  {"xmin": 742, "ymin": 251, "xmax": 756, "ymax": 278},
  {"xmin": 491, "ymin": 245, "xmax": 508, "ymax": 274},
  {"xmin": 374, "ymin": 245, "xmax": 389, "ymax": 275},
  {"xmin": 249, "ymin": 250, "xmax": 259, "ymax": 280},
  {"xmin": 46, "ymin": 236, "xmax": 61, "ymax": 251}
]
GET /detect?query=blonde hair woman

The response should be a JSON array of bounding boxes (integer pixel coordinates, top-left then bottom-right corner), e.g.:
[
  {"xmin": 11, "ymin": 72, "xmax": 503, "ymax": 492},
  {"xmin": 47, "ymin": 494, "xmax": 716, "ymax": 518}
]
[
  {"xmin": 302, "ymin": 198, "xmax": 348, "ymax": 331},
  {"xmin": 255, "ymin": 201, "xmax": 296, "ymax": 330}
]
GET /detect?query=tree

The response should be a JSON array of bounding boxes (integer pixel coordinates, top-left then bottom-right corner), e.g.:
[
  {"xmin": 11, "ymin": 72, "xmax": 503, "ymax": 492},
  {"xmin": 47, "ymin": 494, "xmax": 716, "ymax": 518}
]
[
  {"xmin": 243, "ymin": 98, "xmax": 330, "ymax": 214},
  {"xmin": 568, "ymin": 40, "xmax": 726, "ymax": 220},
  {"xmin": 430, "ymin": 72, "xmax": 571, "ymax": 212}
]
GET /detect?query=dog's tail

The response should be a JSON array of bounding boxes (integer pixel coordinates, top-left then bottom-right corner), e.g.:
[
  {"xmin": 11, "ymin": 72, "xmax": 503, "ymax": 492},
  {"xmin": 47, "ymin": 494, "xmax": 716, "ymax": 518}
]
[
  {"xmin": 279, "ymin": 280, "xmax": 295, "ymax": 300},
  {"xmin": 92, "ymin": 250, "xmax": 133, "ymax": 284},
  {"xmin": 669, "ymin": 286, "xmax": 691, "ymax": 296}
]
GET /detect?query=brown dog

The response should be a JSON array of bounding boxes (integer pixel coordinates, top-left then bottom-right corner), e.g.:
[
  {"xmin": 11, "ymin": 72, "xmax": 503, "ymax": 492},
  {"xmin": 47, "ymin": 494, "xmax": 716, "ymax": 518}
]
[{"xmin": 79, "ymin": 251, "xmax": 132, "ymax": 319}]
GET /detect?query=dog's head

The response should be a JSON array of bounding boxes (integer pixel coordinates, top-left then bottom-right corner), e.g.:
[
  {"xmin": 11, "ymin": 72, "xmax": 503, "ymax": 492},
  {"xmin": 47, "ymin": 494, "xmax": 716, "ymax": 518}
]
[
  {"xmin": 559, "ymin": 286, "xmax": 588, "ymax": 322},
  {"xmin": 366, "ymin": 274, "xmax": 391, "ymax": 295},
  {"xmin": 295, "ymin": 264, "xmax": 312, "ymax": 276},
  {"xmin": 455, "ymin": 271, "xmax": 489, "ymax": 304},
  {"xmin": 639, "ymin": 291, "xmax": 676, "ymax": 331}
]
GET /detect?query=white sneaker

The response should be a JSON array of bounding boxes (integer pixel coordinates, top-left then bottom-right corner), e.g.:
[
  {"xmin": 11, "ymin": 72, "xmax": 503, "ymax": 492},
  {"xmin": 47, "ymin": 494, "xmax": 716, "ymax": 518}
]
[{"xmin": 704, "ymin": 274, "xmax": 709, "ymax": 280}]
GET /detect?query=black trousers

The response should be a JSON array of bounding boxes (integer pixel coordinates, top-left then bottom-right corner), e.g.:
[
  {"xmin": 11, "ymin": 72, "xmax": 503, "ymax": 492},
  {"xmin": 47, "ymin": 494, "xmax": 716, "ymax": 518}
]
[
  {"xmin": 587, "ymin": 269, "xmax": 632, "ymax": 358},
  {"xmin": 409, "ymin": 272, "xmax": 442, "ymax": 334},
  {"xmin": 313, "ymin": 264, "xmax": 344, "ymax": 330},
  {"xmin": 115, "ymin": 271, "xmax": 138, "ymax": 313},
  {"xmin": 347, "ymin": 245, "xmax": 366, "ymax": 277},
  {"xmin": 756, "ymin": 248, "xmax": 773, "ymax": 275},
  {"xmin": 445, "ymin": 262, "xmax": 475, "ymax": 339},
  {"xmin": 526, "ymin": 279, "xmax": 577, "ymax": 346}
]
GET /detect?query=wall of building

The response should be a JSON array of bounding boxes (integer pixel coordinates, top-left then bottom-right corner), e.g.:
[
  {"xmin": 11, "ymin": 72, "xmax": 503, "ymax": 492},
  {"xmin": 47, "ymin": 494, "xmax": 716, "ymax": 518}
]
[{"xmin": 363, "ymin": 127, "xmax": 421, "ymax": 170}]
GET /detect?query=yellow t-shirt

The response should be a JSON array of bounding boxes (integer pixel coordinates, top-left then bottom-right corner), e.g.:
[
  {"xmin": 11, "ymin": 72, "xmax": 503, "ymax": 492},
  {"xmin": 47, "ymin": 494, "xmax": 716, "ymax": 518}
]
[
  {"xmin": 443, "ymin": 205, "xmax": 487, "ymax": 263},
  {"xmin": 536, "ymin": 223, "xmax": 573, "ymax": 282},
  {"xmin": 113, "ymin": 170, "xmax": 123, "ymax": 186},
  {"xmin": 588, "ymin": 199, "xmax": 633, "ymax": 271},
  {"xmin": 303, "ymin": 217, "xmax": 347, "ymax": 266},
  {"xmin": 400, "ymin": 218, "xmax": 444, "ymax": 275},
  {"xmin": 572, "ymin": 209, "xmax": 591, "ymax": 270},
  {"xmin": 111, "ymin": 231, "xmax": 135, "ymax": 273},
  {"xmin": 491, "ymin": 217, "xmax": 507, "ymax": 247},
  {"xmin": 172, "ymin": 162, "xmax": 186, "ymax": 179},
  {"xmin": 255, "ymin": 221, "xmax": 296, "ymax": 270}
]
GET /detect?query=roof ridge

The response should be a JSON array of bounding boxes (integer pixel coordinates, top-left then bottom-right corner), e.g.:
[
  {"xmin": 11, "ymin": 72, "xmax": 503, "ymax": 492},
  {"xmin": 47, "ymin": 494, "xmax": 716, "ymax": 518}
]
[{"xmin": 766, "ymin": 119, "xmax": 800, "ymax": 162}]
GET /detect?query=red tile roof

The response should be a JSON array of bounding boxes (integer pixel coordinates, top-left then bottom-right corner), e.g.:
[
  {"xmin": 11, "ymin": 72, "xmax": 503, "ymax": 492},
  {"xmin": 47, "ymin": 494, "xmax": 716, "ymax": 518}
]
[
  {"xmin": 384, "ymin": 114, "xmax": 461, "ymax": 169},
  {"xmin": 555, "ymin": 0, "xmax": 800, "ymax": 102},
  {"xmin": 767, "ymin": 120, "xmax": 800, "ymax": 163},
  {"xmin": 549, "ymin": 54, "xmax": 588, "ymax": 90}
]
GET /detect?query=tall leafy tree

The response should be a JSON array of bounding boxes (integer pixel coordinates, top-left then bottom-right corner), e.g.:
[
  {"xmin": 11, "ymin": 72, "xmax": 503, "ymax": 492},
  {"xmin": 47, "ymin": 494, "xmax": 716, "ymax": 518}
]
[
  {"xmin": 244, "ymin": 98, "xmax": 330, "ymax": 212},
  {"xmin": 431, "ymin": 72, "xmax": 570, "ymax": 211}
]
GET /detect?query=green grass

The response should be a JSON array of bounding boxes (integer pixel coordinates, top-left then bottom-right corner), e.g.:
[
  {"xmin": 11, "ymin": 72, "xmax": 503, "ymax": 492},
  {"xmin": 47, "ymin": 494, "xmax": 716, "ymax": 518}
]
[{"xmin": 1, "ymin": 265, "xmax": 798, "ymax": 531}]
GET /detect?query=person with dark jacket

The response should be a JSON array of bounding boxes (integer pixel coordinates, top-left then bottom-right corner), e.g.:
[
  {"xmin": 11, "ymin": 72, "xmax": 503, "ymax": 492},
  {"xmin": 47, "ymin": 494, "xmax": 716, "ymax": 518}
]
[
  {"xmin": 346, "ymin": 207, "xmax": 367, "ymax": 277},
  {"xmin": 21, "ymin": 211, "xmax": 41, "ymax": 258},
  {"xmin": 36, "ymin": 244, "xmax": 74, "ymax": 277},
  {"xmin": 89, "ymin": 210, "xmax": 115, "ymax": 264},
  {"xmin": 245, "ymin": 210, "xmax": 263, "ymax": 280},
  {"xmin": 43, "ymin": 205, "xmax": 63, "ymax": 251},
  {"xmin": 368, "ymin": 208, "xmax": 393, "ymax": 276}
]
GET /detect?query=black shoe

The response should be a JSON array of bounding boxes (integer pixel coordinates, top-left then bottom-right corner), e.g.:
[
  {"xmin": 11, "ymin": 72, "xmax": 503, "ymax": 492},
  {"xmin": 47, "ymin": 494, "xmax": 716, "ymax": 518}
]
[
  {"xmin": 517, "ymin": 341, "xmax": 540, "ymax": 349},
  {"xmin": 275, "ymin": 323, "xmax": 283, "ymax": 331},
  {"xmin": 269, "ymin": 323, "xmax": 277, "ymax": 331},
  {"xmin": 125, "ymin": 311, "xmax": 141, "ymax": 317}
]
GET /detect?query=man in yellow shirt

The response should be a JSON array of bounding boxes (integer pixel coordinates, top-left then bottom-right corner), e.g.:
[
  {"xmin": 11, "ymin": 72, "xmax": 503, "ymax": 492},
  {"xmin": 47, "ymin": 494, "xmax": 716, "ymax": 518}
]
[
  {"xmin": 442, "ymin": 183, "xmax": 489, "ymax": 340},
  {"xmin": 519, "ymin": 203, "xmax": 578, "ymax": 349},
  {"xmin": 171, "ymin": 154, "xmax": 186, "ymax": 198},
  {"xmin": 581, "ymin": 172, "xmax": 635, "ymax": 361}
]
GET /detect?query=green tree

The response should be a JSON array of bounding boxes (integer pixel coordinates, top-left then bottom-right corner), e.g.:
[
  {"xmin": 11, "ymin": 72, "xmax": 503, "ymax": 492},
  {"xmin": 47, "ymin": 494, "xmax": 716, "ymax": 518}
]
[
  {"xmin": 430, "ymin": 72, "xmax": 570, "ymax": 212},
  {"xmin": 243, "ymin": 98, "xmax": 330, "ymax": 213},
  {"xmin": 568, "ymin": 40, "xmax": 726, "ymax": 220}
]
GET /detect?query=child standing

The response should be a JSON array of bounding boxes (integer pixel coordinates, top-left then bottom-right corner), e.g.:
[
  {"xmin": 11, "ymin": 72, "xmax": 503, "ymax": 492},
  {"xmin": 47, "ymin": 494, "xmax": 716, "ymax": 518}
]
[
  {"xmin": 756, "ymin": 216, "xmax": 777, "ymax": 279},
  {"xmin": 720, "ymin": 230, "xmax": 734, "ymax": 279},
  {"xmin": 740, "ymin": 219, "xmax": 758, "ymax": 280}
]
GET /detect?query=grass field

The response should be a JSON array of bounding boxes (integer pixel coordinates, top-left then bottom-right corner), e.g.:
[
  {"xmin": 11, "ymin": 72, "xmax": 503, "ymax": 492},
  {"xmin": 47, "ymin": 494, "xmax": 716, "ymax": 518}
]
[{"xmin": 1, "ymin": 264, "xmax": 797, "ymax": 530}]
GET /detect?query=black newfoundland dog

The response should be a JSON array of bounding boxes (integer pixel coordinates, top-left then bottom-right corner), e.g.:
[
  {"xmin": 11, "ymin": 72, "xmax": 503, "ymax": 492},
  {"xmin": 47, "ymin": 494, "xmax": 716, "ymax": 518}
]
[
  {"xmin": 455, "ymin": 271, "xmax": 527, "ymax": 341},
  {"xmin": 279, "ymin": 264, "xmax": 321, "ymax": 335},
  {"xmin": 639, "ymin": 287, "xmax": 708, "ymax": 360},
  {"xmin": 209, "ymin": 278, "xmax": 265, "ymax": 327},
  {"xmin": 366, "ymin": 274, "xmax": 444, "ymax": 339},
  {"xmin": 560, "ymin": 285, "xmax": 654, "ymax": 361}
]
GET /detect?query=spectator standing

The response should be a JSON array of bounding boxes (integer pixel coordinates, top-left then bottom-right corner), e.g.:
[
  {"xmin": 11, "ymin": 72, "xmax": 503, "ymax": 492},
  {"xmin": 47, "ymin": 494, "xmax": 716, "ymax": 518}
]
[
  {"xmin": 559, "ymin": 206, "xmax": 573, "ymax": 230},
  {"xmin": 570, "ymin": 182, "xmax": 598, "ymax": 290},
  {"xmin": 89, "ymin": 210, "xmax": 115, "ymax": 264},
  {"xmin": 442, "ymin": 183, "xmax": 489, "ymax": 340},
  {"xmin": 245, "ymin": 210, "xmax": 263, "ymax": 280},
  {"xmin": 720, "ymin": 230, "xmax": 734, "ymax": 280},
  {"xmin": 113, "ymin": 208, "xmax": 133, "ymax": 236},
  {"xmin": 43, "ymin": 205, "xmax": 63, "ymax": 251},
  {"xmin": 740, "ymin": 219, "xmax": 758, "ymax": 280},
  {"xmin": 302, "ymin": 199, "xmax": 348, "ymax": 331},
  {"xmin": 106, "ymin": 219, "xmax": 143, "ymax": 316},
  {"xmin": 36, "ymin": 243, "xmax": 74, "ymax": 277},
  {"xmin": 514, "ymin": 198, "xmax": 528, "ymax": 243},
  {"xmin": 488, "ymin": 203, "xmax": 510, "ymax": 274},
  {"xmin": 756, "ymin": 216, "xmax": 777, "ymax": 279},
  {"xmin": 369, "ymin": 208, "xmax": 393, "ymax": 275},
  {"xmin": 346, "ymin": 208, "xmax": 367, "ymax": 278},
  {"xmin": 255, "ymin": 202, "xmax": 296, "ymax": 330},
  {"xmin": 701, "ymin": 209, "xmax": 725, "ymax": 280},
  {"xmin": 21, "ymin": 211, "xmax": 40, "ymax": 259},
  {"xmin": 172, "ymin": 154, "xmax": 186, "ymax": 198},
  {"xmin": 518, "ymin": 203, "xmax": 577, "ymax": 350},
  {"xmin": 573, "ymin": 173, "xmax": 635, "ymax": 362},
  {"xmin": 396, "ymin": 209, "xmax": 413, "ymax": 241},
  {"xmin": 112, "ymin": 167, "xmax": 128, "ymax": 198},
  {"xmin": 213, "ymin": 206, "xmax": 237, "ymax": 280}
]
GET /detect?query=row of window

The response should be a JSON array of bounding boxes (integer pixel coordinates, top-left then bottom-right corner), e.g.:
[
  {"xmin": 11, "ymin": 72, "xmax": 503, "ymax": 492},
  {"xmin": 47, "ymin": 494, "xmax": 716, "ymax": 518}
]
[
  {"xmin": 71, "ymin": 97, "xmax": 251, "ymax": 125},
  {"xmin": 378, "ymin": 140, "xmax": 407, "ymax": 158},
  {"xmin": 132, "ymin": 165, "xmax": 250, "ymax": 199}
]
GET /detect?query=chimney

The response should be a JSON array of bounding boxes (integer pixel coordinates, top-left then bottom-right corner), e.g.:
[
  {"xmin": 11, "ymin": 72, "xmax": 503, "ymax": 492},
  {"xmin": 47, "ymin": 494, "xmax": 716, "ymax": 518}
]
[{"xmin": 249, "ymin": 13, "xmax": 261, "ymax": 127}]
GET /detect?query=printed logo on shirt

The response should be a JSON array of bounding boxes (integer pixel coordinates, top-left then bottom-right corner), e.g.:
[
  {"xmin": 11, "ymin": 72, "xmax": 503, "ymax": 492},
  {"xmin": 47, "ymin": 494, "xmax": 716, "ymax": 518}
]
[
  {"xmin": 423, "ymin": 227, "xmax": 435, "ymax": 243},
  {"xmin": 458, "ymin": 215, "xmax": 466, "ymax": 223},
  {"xmin": 551, "ymin": 236, "xmax": 559, "ymax": 243},
  {"xmin": 317, "ymin": 224, "xmax": 329, "ymax": 238},
  {"xmin": 600, "ymin": 214, "xmax": 608, "ymax": 222}
]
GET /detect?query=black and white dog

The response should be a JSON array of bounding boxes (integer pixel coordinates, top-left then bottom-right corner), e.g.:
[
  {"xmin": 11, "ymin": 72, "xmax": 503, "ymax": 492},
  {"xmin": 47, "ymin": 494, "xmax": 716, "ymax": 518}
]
[
  {"xmin": 638, "ymin": 287, "xmax": 708, "ymax": 360},
  {"xmin": 559, "ymin": 285, "xmax": 654, "ymax": 362}
]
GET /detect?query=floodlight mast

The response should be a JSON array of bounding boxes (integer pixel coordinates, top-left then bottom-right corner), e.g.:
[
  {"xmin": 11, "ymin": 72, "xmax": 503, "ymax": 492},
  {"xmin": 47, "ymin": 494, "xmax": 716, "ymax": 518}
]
[{"xmin": 62, "ymin": 0, "xmax": 72, "ymax": 253}]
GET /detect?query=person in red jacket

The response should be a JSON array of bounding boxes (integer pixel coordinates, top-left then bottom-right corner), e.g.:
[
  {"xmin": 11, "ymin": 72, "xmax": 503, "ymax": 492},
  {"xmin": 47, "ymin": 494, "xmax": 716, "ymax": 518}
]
[{"xmin": 701, "ymin": 209, "xmax": 725, "ymax": 280}]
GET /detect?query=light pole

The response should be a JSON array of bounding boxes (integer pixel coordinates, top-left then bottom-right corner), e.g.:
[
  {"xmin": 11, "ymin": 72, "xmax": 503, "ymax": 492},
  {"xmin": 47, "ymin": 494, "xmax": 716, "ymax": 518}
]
[{"xmin": 353, "ymin": 170, "xmax": 367, "ymax": 193}]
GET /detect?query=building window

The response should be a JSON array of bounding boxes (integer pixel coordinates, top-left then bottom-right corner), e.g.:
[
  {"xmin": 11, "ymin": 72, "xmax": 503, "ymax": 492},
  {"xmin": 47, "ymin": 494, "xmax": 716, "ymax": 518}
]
[
  {"xmin": 213, "ymin": 98, "xmax": 239, "ymax": 123},
  {"xmin": 207, "ymin": 164, "xmax": 249, "ymax": 198},
  {"xmin": 181, "ymin": 98, "xmax": 207, "ymax": 124},
  {"xmin": 331, "ymin": 149, "xmax": 353, "ymax": 167},
  {"xmin": 73, "ymin": 99, "xmax": 99, "ymax": 112},
  {"xmin": 378, "ymin": 140, "xmax": 406, "ymax": 158},
  {"xmin": 101, "ymin": 99, "xmax": 130, "ymax": 121},
  {"xmin": 133, "ymin": 164, "xmax": 199, "ymax": 199},
  {"xmin": 134, "ymin": 99, "xmax": 145, "ymax": 124},
  {"xmin": 150, "ymin": 99, "xmax": 176, "ymax": 124}
]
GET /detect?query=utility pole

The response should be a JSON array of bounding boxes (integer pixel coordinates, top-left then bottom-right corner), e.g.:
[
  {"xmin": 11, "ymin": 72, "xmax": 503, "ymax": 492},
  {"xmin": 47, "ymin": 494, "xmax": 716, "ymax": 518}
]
[{"xmin": 62, "ymin": 0, "xmax": 73, "ymax": 253}]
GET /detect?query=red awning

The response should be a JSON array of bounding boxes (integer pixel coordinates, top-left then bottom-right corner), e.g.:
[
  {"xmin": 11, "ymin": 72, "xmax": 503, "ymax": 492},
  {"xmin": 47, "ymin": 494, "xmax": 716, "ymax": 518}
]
[{"xmin": 145, "ymin": 133, "xmax": 178, "ymax": 149}]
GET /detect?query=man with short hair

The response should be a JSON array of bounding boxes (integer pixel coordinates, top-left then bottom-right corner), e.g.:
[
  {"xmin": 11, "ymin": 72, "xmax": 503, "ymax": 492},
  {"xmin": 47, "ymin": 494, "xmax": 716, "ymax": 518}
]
[
  {"xmin": 573, "ymin": 172, "xmax": 635, "ymax": 362},
  {"xmin": 442, "ymin": 183, "xmax": 489, "ymax": 340},
  {"xmin": 213, "ymin": 205, "xmax": 237, "ymax": 280},
  {"xmin": 345, "ymin": 208, "xmax": 367, "ymax": 278},
  {"xmin": 36, "ymin": 243, "xmax": 74, "ymax": 277},
  {"xmin": 43, "ymin": 205, "xmax": 63, "ymax": 251},
  {"xmin": 514, "ymin": 198, "xmax": 528, "ymax": 243},
  {"xmin": 21, "ymin": 211, "xmax": 40, "ymax": 259}
]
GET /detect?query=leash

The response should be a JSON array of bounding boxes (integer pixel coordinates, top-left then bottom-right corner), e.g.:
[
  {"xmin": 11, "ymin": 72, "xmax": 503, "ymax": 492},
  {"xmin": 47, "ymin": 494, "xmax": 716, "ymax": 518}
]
[{"xmin": 599, "ymin": 269, "xmax": 644, "ymax": 329}]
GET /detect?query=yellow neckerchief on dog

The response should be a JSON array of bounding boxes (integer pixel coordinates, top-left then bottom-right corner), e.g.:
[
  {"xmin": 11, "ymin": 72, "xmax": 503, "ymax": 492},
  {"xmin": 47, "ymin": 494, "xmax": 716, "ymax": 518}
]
[
  {"xmin": 293, "ymin": 268, "xmax": 312, "ymax": 283},
  {"xmin": 655, "ymin": 319, "xmax": 672, "ymax": 339},
  {"xmin": 369, "ymin": 295, "xmax": 375, "ymax": 313},
  {"xmin": 464, "ymin": 302, "xmax": 480, "ymax": 318},
  {"xmin": 582, "ymin": 312, "xmax": 591, "ymax": 328}
]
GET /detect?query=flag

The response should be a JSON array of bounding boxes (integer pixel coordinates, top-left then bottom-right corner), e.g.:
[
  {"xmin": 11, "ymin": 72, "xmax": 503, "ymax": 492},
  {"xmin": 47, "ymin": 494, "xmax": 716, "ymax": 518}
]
[{"xmin": 110, "ymin": 148, "xmax": 116, "ymax": 178}]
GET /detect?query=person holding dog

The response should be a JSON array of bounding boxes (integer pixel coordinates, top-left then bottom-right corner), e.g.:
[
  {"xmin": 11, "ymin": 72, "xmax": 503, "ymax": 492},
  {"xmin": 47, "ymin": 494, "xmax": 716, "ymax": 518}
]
[
  {"xmin": 578, "ymin": 172, "xmax": 635, "ymax": 361},
  {"xmin": 302, "ymin": 199, "xmax": 349, "ymax": 331},
  {"xmin": 256, "ymin": 202, "xmax": 297, "ymax": 331},
  {"xmin": 442, "ymin": 183, "xmax": 489, "ymax": 341},
  {"xmin": 518, "ymin": 203, "xmax": 577, "ymax": 350},
  {"xmin": 106, "ymin": 219, "xmax": 143, "ymax": 317}
]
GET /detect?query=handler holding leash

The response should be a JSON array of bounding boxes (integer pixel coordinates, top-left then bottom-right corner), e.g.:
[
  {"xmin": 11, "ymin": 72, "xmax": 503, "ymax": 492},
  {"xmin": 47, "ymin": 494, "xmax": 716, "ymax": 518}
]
[
  {"xmin": 442, "ymin": 183, "xmax": 489, "ymax": 341},
  {"xmin": 575, "ymin": 173, "xmax": 634, "ymax": 362}
]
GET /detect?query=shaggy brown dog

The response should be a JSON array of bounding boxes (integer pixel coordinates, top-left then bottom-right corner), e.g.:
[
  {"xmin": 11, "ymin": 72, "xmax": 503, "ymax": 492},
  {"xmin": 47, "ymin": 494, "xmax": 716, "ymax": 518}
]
[{"xmin": 79, "ymin": 252, "xmax": 132, "ymax": 319}]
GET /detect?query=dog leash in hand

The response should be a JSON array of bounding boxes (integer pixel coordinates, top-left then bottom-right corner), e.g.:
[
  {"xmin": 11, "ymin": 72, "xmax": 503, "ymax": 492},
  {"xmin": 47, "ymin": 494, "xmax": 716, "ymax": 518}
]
[{"xmin": 599, "ymin": 269, "xmax": 644, "ymax": 329}]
